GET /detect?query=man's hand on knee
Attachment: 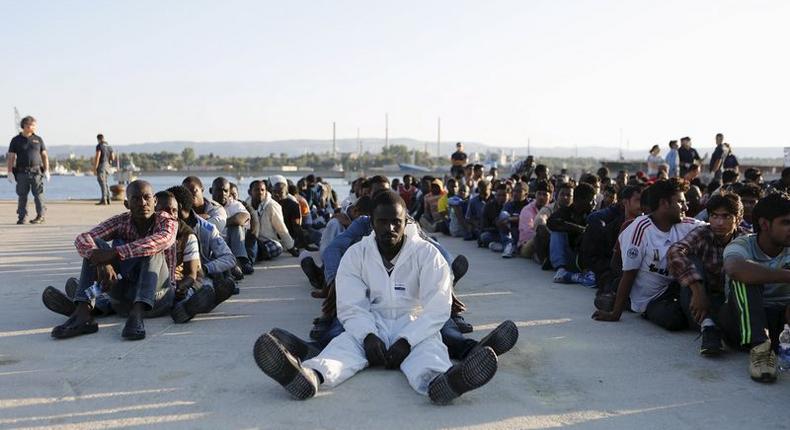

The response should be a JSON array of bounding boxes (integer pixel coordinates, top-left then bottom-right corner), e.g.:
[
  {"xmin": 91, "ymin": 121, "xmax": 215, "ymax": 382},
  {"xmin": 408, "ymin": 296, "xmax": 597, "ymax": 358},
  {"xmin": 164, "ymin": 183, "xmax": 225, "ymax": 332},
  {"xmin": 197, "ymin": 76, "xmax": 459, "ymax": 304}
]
[
  {"xmin": 364, "ymin": 333, "xmax": 387, "ymax": 367},
  {"xmin": 384, "ymin": 338, "xmax": 411, "ymax": 370}
]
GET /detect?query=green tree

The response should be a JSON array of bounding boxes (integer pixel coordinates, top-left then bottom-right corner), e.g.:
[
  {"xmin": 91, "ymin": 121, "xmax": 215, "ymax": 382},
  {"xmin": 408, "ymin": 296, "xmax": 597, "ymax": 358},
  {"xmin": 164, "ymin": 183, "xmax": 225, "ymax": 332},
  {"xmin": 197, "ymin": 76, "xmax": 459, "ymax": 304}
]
[{"xmin": 181, "ymin": 147, "xmax": 196, "ymax": 168}]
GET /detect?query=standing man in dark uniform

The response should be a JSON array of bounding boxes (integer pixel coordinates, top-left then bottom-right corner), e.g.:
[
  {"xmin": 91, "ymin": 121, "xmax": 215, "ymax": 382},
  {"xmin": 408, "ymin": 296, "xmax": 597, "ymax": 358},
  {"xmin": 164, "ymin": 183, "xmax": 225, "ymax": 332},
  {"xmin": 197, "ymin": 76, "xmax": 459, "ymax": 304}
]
[
  {"xmin": 678, "ymin": 136, "xmax": 701, "ymax": 177},
  {"xmin": 93, "ymin": 134, "xmax": 114, "ymax": 205},
  {"xmin": 450, "ymin": 142, "xmax": 468, "ymax": 179},
  {"xmin": 7, "ymin": 116, "xmax": 50, "ymax": 224}
]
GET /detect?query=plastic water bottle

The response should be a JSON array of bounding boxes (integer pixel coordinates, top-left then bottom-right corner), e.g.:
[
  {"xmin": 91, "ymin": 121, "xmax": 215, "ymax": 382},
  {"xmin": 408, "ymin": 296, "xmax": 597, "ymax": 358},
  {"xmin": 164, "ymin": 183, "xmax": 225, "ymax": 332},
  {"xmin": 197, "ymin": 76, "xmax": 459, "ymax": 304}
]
[{"xmin": 779, "ymin": 324, "xmax": 790, "ymax": 372}]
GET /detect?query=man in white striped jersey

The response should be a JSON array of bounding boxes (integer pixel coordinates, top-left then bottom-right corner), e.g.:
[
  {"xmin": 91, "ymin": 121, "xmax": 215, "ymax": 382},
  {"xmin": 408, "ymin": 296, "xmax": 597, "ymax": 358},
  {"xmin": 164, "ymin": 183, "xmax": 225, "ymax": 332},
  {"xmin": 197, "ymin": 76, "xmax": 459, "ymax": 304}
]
[{"xmin": 593, "ymin": 178, "xmax": 705, "ymax": 330}]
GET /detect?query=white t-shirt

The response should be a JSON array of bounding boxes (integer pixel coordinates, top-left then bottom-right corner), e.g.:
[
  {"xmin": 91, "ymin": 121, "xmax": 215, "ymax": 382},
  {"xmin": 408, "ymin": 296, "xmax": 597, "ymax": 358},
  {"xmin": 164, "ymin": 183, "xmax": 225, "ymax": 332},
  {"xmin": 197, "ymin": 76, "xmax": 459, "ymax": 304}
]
[
  {"xmin": 620, "ymin": 215, "xmax": 706, "ymax": 312},
  {"xmin": 183, "ymin": 234, "xmax": 200, "ymax": 263},
  {"xmin": 224, "ymin": 199, "xmax": 250, "ymax": 230}
]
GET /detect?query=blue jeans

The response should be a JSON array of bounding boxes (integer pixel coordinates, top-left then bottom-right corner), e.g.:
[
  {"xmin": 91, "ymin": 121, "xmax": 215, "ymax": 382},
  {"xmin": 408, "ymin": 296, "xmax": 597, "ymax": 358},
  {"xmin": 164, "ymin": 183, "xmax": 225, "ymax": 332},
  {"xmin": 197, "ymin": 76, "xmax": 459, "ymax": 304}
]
[
  {"xmin": 550, "ymin": 231, "xmax": 577, "ymax": 271},
  {"xmin": 73, "ymin": 238, "xmax": 173, "ymax": 317},
  {"xmin": 225, "ymin": 225, "xmax": 248, "ymax": 259}
]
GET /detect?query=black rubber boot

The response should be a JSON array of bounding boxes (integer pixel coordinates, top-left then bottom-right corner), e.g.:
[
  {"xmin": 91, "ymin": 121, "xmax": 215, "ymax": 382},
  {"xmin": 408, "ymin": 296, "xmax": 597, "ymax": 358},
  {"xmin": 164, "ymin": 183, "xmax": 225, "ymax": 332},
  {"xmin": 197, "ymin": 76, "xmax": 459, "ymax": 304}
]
[
  {"xmin": 253, "ymin": 333, "xmax": 319, "ymax": 400},
  {"xmin": 470, "ymin": 320, "xmax": 519, "ymax": 357},
  {"xmin": 428, "ymin": 346, "xmax": 498, "ymax": 405},
  {"xmin": 270, "ymin": 328, "xmax": 321, "ymax": 361}
]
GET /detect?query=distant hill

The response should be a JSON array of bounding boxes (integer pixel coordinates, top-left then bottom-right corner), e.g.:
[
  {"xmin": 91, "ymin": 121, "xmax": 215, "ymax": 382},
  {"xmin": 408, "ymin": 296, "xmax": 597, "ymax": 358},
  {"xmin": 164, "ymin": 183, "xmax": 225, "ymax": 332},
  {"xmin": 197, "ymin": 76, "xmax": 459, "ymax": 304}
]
[{"xmin": 45, "ymin": 138, "xmax": 786, "ymax": 162}]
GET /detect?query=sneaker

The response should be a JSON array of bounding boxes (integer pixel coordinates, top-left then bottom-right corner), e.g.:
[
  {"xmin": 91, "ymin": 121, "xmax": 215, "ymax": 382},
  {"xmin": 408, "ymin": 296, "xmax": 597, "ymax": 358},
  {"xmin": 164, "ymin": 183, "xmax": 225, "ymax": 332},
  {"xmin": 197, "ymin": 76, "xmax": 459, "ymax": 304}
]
[
  {"xmin": 452, "ymin": 314, "xmax": 473, "ymax": 334},
  {"xmin": 700, "ymin": 326, "xmax": 723, "ymax": 357},
  {"xmin": 16, "ymin": 218, "xmax": 25, "ymax": 225},
  {"xmin": 239, "ymin": 258, "xmax": 255, "ymax": 275},
  {"xmin": 553, "ymin": 268, "xmax": 570, "ymax": 283},
  {"xmin": 230, "ymin": 265, "xmax": 244, "ymax": 281},
  {"xmin": 569, "ymin": 271, "xmax": 596, "ymax": 287},
  {"xmin": 253, "ymin": 333, "xmax": 319, "ymax": 400},
  {"xmin": 121, "ymin": 313, "xmax": 145, "ymax": 340},
  {"xmin": 749, "ymin": 339, "xmax": 777, "ymax": 383},
  {"xmin": 300, "ymin": 257, "xmax": 324, "ymax": 290},
  {"xmin": 451, "ymin": 255, "xmax": 469, "ymax": 285},
  {"xmin": 270, "ymin": 328, "xmax": 321, "ymax": 361},
  {"xmin": 470, "ymin": 320, "xmax": 519, "ymax": 357},
  {"xmin": 42, "ymin": 286, "xmax": 76, "ymax": 317},
  {"xmin": 488, "ymin": 242, "xmax": 504, "ymax": 252},
  {"xmin": 502, "ymin": 243, "xmax": 514, "ymax": 258},
  {"xmin": 29, "ymin": 216, "xmax": 45, "ymax": 224},
  {"xmin": 428, "ymin": 346, "xmax": 498, "ymax": 405}
]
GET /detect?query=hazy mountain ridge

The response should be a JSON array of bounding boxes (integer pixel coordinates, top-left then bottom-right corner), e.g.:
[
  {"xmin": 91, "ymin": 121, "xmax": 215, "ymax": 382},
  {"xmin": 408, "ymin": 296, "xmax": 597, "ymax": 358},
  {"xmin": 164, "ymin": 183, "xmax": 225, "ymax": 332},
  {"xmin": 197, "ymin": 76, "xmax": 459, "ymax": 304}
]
[{"xmin": 45, "ymin": 138, "xmax": 786, "ymax": 161}]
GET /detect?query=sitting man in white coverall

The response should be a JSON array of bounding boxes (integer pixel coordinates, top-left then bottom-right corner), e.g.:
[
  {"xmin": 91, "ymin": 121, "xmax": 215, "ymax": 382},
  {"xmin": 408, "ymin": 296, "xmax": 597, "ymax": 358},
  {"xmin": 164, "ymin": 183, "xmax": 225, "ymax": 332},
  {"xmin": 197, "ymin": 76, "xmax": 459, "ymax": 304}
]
[{"xmin": 254, "ymin": 191, "xmax": 499, "ymax": 404}]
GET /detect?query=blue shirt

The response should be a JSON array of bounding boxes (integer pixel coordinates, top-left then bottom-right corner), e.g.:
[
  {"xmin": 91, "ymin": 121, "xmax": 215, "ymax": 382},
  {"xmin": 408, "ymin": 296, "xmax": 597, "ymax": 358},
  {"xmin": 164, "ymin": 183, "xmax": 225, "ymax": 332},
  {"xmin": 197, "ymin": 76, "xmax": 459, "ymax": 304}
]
[{"xmin": 465, "ymin": 195, "xmax": 487, "ymax": 224}]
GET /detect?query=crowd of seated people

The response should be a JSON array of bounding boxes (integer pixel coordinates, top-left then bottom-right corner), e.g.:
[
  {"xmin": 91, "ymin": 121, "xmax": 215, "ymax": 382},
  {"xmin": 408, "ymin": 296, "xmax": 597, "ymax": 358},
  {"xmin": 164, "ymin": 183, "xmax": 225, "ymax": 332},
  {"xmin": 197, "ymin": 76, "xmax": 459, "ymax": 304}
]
[
  {"xmin": 41, "ymin": 174, "xmax": 343, "ymax": 338},
  {"xmin": 38, "ymin": 136, "xmax": 789, "ymax": 398},
  {"xmin": 340, "ymin": 135, "xmax": 787, "ymax": 385}
]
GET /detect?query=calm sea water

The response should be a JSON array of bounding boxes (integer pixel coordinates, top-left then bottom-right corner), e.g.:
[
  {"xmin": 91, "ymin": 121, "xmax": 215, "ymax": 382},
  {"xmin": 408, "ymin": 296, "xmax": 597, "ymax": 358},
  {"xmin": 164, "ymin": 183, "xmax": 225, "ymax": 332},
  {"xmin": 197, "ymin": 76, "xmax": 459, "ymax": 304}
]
[{"xmin": 0, "ymin": 175, "xmax": 351, "ymax": 202}]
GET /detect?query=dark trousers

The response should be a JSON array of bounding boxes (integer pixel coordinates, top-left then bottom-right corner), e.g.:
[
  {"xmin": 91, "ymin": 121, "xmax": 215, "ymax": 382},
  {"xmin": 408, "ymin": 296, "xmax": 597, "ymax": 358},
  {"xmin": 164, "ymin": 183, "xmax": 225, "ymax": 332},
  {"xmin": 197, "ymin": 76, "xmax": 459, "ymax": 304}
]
[
  {"xmin": 718, "ymin": 280, "xmax": 787, "ymax": 350},
  {"xmin": 679, "ymin": 285, "xmax": 725, "ymax": 330},
  {"xmin": 642, "ymin": 283, "xmax": 688, "ymax": 331},
  {"xmin": 73, "ymin": 238, "xmax": 173, "ymax": 317},
  {"xmin": 15, "ymin": 171, "xmax": 45, "ymax": 220}
]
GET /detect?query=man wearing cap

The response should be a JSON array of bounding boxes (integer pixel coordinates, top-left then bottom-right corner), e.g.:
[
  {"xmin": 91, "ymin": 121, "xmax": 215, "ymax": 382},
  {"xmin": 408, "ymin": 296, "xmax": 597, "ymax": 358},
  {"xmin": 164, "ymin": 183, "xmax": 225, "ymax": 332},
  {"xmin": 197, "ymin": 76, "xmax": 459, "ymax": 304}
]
[
  {"xmin": 450, "ymin": 142, "xmax": 468, "ymax": 179},
  {"xmin": 7, "ymin": 116, "xmax": 50, "ymax": 224}
]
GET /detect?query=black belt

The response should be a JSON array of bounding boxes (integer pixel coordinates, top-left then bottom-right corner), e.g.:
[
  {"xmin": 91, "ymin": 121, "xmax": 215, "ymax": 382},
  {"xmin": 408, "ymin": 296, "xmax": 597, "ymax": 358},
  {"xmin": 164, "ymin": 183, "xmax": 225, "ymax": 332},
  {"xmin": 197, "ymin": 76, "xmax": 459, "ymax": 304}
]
[{"xmin": 16, "ymin": 167, "xmax": 42, "ymax": 174}]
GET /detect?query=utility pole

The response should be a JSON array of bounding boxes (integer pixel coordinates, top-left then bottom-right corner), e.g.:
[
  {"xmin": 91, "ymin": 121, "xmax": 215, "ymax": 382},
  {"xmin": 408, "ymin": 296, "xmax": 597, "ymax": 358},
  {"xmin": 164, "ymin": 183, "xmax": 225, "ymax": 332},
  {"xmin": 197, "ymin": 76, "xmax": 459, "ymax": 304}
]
[
  {"xmin": 437, "ymin": 117, "xmax": 441, "ymax": 158},
  {"xmin": 527, "ymin": 138, "xmax": 531, "ymax": 156},
  {"xmin": 357, "ymin": 127, "xmax": 362, "ymax": 157},
  {"xmin": 384, "ymin": 113, "xmax": 389, "ymax": 149},
  {"xmin": 332, "ymin": 122, "xmax": 337, "ymax": 159}
]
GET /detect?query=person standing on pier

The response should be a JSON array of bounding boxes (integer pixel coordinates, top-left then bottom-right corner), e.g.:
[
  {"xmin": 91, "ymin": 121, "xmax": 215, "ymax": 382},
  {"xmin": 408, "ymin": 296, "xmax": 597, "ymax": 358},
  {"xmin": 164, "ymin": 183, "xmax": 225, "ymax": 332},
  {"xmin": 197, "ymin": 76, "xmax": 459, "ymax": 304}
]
[
  {"xmin": 7, "ymin": 115, "xmax": 50, "ymax": 224},
  {"xmin": 93, "ymin": 134, "xmax": 114, "ymax": 205}
]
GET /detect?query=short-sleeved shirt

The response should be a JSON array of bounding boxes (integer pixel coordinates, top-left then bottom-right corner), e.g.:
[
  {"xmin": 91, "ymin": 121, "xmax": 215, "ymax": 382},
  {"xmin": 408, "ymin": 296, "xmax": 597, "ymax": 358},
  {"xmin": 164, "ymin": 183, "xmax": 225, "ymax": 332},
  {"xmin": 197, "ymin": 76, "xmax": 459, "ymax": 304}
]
[
  {"xmin": 723, "ymin": 234, "xmax": 790, "ymax": 306},
  {"xmin": 96, "ymin": 142, "xmax": 112, "ymax": 167},
  {"xmin": 224, "ymin": 199, "xmax": 250, "ymax": 228},
  {"xmin": 183, "ymin": 234, "xmax": 200, "ymax": 262},
  {"xmin": 8, "ymin": 133, "xmax": 46, "ymax": 171},
  {"xmin": 620, "ymin": 215, "xmax": 705, "ymax": 312},
  {"xmin": 451, "ymin": 150, "xmax": 468, "ymax": 165}
]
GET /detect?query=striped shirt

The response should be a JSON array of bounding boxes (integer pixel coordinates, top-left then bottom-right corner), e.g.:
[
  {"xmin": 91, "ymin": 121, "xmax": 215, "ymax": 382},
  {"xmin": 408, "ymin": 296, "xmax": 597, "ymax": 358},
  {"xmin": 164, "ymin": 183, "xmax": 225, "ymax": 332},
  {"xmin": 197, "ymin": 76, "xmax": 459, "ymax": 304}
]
[{"xmin": 619, "ymin": 215, "xmax": 705, "ymax": 312}]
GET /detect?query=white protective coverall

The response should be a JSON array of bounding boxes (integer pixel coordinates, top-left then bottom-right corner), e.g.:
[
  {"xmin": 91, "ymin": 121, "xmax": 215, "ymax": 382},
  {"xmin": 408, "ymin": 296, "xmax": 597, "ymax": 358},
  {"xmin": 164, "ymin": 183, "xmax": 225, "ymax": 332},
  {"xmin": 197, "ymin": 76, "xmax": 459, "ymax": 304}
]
[{"xmin": 302, "ymin": 229, "xmax": 453, "ymax": 394}]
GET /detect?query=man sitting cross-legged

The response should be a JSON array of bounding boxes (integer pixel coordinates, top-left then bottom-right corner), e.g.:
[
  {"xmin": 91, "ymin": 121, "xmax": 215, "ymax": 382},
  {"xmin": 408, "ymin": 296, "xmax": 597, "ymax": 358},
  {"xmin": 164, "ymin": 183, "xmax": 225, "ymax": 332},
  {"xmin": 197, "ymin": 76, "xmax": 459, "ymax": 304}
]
[
  {"xmin": 254, "ymin": 191, "xmax": 499, "ymax": 403},
  {"xmin": 47, "ymin": 180, "xmax": 177, "ymax": 341}
]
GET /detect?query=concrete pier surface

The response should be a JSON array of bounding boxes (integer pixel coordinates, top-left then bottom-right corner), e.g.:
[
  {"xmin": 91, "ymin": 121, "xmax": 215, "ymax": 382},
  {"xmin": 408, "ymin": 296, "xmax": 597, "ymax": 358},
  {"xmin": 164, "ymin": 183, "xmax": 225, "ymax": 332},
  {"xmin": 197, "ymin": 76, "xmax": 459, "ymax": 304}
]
[{"xmin": 0, "ymin": 201, "xmax": 787, "ymax": 430}]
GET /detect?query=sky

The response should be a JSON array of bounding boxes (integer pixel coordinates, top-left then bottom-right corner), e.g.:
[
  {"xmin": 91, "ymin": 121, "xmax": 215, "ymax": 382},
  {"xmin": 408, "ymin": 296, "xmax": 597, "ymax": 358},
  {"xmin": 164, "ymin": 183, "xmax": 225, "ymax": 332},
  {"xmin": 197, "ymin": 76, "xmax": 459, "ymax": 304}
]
[{"xmin": 1, "ymin": 0, "xmax": 789, "ymax": 153}]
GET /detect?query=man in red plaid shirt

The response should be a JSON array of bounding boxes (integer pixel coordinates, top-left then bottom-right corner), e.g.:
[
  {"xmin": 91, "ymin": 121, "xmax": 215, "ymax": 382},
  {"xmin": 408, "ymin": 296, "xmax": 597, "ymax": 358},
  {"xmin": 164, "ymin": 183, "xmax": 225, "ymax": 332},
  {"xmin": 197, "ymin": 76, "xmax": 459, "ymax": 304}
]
[
  {"xmin": 48, "ymin": 180, "xmax": 178, "ymax": 341},
  {"xmin": 667, "ymin": 193, "xmax": 745, "ymax": 356}
]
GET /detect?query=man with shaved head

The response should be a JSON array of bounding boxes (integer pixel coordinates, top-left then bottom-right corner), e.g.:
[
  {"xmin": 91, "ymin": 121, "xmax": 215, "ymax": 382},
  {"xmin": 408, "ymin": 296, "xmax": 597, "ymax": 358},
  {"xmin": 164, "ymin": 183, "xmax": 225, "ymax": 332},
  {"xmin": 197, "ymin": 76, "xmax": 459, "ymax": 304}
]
[{"xmin": 44, "ymin": 180, "xmax": 178, "ymax": 340}]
